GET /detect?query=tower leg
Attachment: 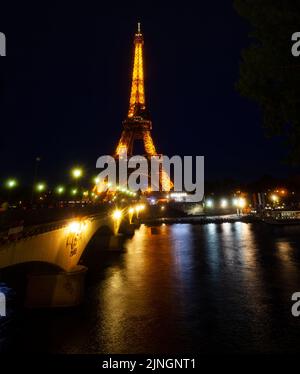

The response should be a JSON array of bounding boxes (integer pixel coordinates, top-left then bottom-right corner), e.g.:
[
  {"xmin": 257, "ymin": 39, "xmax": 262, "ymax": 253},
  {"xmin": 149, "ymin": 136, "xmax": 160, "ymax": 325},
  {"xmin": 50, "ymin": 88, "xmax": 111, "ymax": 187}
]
[{"xmin": 143, "ymin": 130, "xmax": 157, "ymax": 155}]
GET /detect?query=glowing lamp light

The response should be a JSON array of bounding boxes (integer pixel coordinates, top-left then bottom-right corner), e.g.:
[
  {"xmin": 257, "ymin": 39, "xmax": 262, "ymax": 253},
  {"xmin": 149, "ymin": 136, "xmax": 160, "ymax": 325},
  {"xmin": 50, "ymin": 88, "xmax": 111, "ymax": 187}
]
[
  {"xmin": 71, "ymin": 167, "xmax": 83, "ymax": 179},
  {"xmin": 112, "ymin": 209, "xmax": 122, "ymax": 220},
  {"xmin": 71, "ymin": 188, "xmax": 78, "ymax": 195},
  {"xmin": 271, "ymin": 194, "xmax": 279, "ymax": 203},
  {"xmin": 36, "ymin": 183, "xmax": 46, "ymax": 192},
  {"xmin": 206, "ymin": 199, "xmax": 214, "ymax": 208},
  {"xmin": 220, "ymin": 199, "xmax": 228, "ymax": 208},
  {"xmin": 5, "ymin": 178, "xmax": 17, "ymax": 189},
  {"xmin": 238, "ymin": 198, "xmax": 246, "ymax": 209},
  {"xmin": 128, "ymin": 207, "xmax": 135, "ymax": 224},
  {"xmin": 56, "ymin": 186, "xmax": 65, "ymax": 194},
  {"xmin": 68, "ymin": 221, "xmax": 81, "ymax": 234}
]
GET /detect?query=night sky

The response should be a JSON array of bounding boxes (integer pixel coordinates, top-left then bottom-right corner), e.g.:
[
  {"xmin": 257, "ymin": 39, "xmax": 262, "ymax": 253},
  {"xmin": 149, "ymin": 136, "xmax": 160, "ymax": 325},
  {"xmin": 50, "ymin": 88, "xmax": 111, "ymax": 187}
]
[{"xmin": 0, "ymin": 1, "xmax": 296, "ymax": 186}]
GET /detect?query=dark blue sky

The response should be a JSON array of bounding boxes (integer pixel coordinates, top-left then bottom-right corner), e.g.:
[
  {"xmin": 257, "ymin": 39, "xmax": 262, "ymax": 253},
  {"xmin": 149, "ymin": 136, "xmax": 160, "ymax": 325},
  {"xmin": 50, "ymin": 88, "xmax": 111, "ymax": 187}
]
[{"xmin": 0, "ymin": 0, "xmax": 296, "ymax": 185}]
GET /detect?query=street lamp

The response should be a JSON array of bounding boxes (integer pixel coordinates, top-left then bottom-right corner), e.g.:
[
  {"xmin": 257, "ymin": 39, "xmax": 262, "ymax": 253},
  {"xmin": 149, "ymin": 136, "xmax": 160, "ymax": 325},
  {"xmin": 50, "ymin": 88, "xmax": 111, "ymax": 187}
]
[
  {"xmin": 112, "ymin": 209, "xmax": 123, "ymax": 235},
  {"xmin": 112, "ymin": 209, "xmax": 122, "ymax": 220},
  {"xmin": 238, "ymin": 198, "xmax": 246, "ymax": 209},
  {"xmin": 220, "ymin": 199, "xmax": 228, "ymax": 208},
  {"xmin": 271, "ymin": 194, "xmax": 279, "ymax": 203},
  {"xmin": 71, "ymin": 167, "xmax": 83, "ymax": 179},
  {"xmin": 4, "ymin": 178, "xmax": 18, "ymax": 204},
  {"xmin": 55, "ymin": 186, "xmax": 65, "ymax": 194},
  {"xmin": 31, "ymin": 156, "xmax": 41, "ymax": 205},
  {"xmin": 5, "ymin": 178, "xmax": 17, "ymax": 189},
  {"xmin": 236, "ymin": 197, "xmax": 246, "ymax": 216},
  {"xmin": 71, "ymin": 167, "xmax": 83, "ymax": 200},
  {"xmin": 36, "ymin": 183, "xmax": 46, "ymax": 192},
  {"xmin": 71, "ymin": 188, "xmax": 78, "ymax": 196},
  {"xmin": 128, "ymin": 207, "xmax": 134, "ymax": 224},
  {"xmin": 270, "ymin": 194, "xmax": 279, "ymax": 208}
]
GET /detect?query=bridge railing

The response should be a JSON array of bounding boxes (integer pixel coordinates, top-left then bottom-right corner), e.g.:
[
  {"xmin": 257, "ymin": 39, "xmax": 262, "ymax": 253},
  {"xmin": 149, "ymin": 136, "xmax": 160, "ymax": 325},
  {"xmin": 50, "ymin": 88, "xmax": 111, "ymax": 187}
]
[
  {"xmin": 0, "ymin": 213, "xmax": 106, "ymax": 245},
  {"xmin": 0, "ymin": 204, "xmax": 109, "ymax": 232}
]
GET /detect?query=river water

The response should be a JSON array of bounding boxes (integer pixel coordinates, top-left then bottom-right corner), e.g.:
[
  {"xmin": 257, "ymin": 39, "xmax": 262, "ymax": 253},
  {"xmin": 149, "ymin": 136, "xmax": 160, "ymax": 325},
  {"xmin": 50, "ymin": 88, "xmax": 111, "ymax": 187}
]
[{"xmin": 2, "ymin": 222, "xmax": 300, "ymax": 353}]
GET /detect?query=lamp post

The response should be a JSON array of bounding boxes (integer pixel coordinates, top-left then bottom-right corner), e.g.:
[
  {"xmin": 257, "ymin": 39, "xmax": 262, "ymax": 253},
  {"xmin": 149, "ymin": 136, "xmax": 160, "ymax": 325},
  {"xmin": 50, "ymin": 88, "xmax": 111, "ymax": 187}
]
[
  {"xmin": 55, "ymin": 186, "xmax": 65, "ymax": 195},
  {"xmin": 4, "ymin": 178, "xmax": 18, "ymax": 204},
  {"xmin": 71, "ymin": 168, "xmax": 83, "ymax": 180},
  {"xmin": 31, "ymin": 156, "xmax": 41, "ymax": 205},
  {"xmin": 5, "ymin": 178, "xmax": 17, "ymax": 189},
  {"xmin": 270, "ymin": 194, "xmax": 279, "ymax": 208},
  {"xmin": 128, "ymin": 207, "xmax": 134, "ymax": 224},
  {"xmin": 112, "ymin": 209, "xmax": 123, "ymax": 235},
  {"xmin": 71, "ymin": 188, "xmax": 78, "ymax": 197},
  {"xmin": 36, "ymin": 182, "xmax": 46, "ymax": 197},
  {"xmin": 55, "ymin": 186, "xmax": 65, "ymax": 205},
  {"xmin": 36, "ymin": 183, "xmax": 46, "ymax": 193},
  {"xmin": 71, "ymin": 167, "xmax": 83, "ymax": 202},
  {"xmin": 237, "ymin": 197, "xmax": 246, "ymax": 216}
]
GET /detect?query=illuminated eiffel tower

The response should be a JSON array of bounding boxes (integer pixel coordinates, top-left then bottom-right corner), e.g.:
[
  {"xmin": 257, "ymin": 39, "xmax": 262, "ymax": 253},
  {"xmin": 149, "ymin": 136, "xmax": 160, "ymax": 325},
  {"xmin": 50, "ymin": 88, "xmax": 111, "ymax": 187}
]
[
  {"xmin": 115, "ymin": 22, "xmax": 157, "ymax": 158},
  {"xmin": 115, "ymin": 23, "xmax": 171, "ymax": 191}
]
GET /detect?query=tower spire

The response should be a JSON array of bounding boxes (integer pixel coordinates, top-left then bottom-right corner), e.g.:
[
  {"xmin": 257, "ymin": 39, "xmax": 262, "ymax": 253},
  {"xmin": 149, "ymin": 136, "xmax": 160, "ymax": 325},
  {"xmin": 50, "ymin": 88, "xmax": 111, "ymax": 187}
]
[{"xmin": 128, "ymin": 23, "xmax": 145, "ymax": 118}]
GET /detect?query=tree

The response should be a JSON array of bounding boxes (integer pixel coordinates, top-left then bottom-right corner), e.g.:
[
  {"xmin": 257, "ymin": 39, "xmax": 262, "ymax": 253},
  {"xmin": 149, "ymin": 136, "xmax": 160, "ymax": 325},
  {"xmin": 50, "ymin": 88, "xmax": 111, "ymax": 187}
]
[{"xmin": 234, "ymin": 0, "xmax": 300, "ymax": 163}]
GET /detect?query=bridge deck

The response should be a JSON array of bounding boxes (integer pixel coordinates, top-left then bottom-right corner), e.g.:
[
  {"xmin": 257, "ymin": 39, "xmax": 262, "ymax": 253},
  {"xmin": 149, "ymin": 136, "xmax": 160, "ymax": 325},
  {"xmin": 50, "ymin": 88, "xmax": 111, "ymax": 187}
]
[{"xmin": 0, "ymin": 213, "xmax": 107, "ymax": 244}]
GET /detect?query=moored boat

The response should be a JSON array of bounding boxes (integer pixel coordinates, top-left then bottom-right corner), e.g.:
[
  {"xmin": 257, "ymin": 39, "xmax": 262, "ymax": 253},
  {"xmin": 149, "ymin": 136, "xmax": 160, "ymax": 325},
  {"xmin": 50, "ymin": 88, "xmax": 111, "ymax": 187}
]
[{"xmin": 262, "ymin": 209, "xmax": 300, "ymax": 225}]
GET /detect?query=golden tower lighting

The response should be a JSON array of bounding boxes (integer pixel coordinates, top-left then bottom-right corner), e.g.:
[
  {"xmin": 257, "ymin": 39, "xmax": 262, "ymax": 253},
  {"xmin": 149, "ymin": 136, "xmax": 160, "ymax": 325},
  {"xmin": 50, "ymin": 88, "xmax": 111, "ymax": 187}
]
[
  {"xmin": 114, "ymin": 23, "xmax": 172, "ymax": 191},
  {"xmin": 128, "ymin": 21, "xmax": 146, "ymax": 118}
]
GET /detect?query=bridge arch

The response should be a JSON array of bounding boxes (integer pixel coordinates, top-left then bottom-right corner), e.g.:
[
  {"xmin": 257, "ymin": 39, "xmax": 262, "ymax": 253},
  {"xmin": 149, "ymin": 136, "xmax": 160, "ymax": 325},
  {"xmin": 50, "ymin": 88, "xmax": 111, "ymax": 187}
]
[{"xmin": 0, "ymin": 215, "xmax": 117, "ymax": 272}]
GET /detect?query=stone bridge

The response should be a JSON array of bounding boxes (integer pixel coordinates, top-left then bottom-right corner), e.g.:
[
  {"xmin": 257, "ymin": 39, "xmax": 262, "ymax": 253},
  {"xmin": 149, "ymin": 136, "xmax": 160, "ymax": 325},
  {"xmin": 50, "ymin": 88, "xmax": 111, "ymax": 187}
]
[{"xmin": 0, "ymin": 209, "xmax": 138, "ymax": 308}]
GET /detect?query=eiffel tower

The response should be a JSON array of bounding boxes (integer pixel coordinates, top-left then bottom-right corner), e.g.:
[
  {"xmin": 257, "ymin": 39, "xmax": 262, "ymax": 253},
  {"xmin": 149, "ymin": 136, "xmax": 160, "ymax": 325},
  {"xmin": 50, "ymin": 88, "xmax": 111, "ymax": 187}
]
[
  {"xmin": 115, "ymin": 23, "xmax": 157, "ymax": 158},
  {"xmin": 115, "ymin": 23, "xmax": 171, "ymax": 191}
]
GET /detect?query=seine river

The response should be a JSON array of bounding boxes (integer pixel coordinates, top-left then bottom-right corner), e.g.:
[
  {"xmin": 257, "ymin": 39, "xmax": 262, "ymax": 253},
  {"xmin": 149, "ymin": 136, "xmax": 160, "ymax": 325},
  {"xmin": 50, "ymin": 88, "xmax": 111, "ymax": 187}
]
[{"xmin": 2, "ymin": 222, "xmax": 300, "ymax": 353}]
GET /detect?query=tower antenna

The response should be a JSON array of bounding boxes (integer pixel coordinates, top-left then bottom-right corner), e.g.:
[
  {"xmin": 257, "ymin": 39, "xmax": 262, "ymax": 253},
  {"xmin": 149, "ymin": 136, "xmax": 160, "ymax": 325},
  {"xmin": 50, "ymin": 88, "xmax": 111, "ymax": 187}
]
[{"xmin": 138, "ymin": 22, "xmax": 141, "ymax": 33}]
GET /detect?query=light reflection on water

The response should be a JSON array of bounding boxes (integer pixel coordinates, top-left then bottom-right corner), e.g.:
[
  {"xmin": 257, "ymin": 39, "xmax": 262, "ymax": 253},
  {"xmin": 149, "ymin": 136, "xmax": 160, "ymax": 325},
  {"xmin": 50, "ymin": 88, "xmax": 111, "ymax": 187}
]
[{"xmin": 3, "ymin": 222, "xmax": 300, "ymax": 353}]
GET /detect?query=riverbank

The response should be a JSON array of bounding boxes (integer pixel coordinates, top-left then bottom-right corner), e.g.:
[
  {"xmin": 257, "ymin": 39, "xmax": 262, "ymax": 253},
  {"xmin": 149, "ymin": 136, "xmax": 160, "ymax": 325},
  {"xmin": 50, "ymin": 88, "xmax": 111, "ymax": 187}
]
[{"xmin": 143, "ymin": 214, "xmax": 258, "ymax": 225}]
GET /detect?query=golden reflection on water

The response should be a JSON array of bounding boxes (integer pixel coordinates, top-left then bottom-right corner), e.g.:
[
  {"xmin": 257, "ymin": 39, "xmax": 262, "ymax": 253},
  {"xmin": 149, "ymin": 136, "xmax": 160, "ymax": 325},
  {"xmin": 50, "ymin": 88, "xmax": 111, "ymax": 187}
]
[
  {"xmin": 97, "ymin": 224, "xmax": 186, "ymax": 353},
  {"xmin": 236, "ymin": 222, "xmax": 257, "ymax": 268},
  {"xmin": 275, "ymin": 239, "xmax": 298, "ymax": 284},
  {"xmin": 93, "ymin": 223, "xmax": 300, "ymax": 353},
  {"xmin": 276, "ymin": 241, "xmax": 294, "ymax": 263},
  {"xmin": 6, "ymin": 222, "xmax": 300, "ymax": 354}
]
